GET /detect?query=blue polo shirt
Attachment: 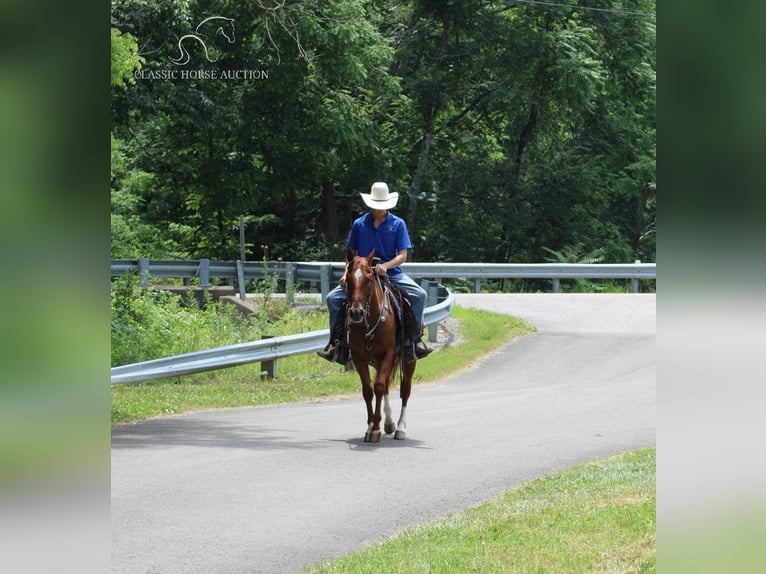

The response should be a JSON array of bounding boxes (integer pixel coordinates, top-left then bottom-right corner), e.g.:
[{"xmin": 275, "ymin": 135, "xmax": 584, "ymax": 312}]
[{"xmin": 346, "ymin": 211, "xmax": 412, "ymax": 276}]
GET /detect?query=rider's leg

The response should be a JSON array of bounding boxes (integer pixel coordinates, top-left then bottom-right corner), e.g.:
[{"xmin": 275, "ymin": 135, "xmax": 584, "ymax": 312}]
[
  {"xmin": 316, "ymin": 285, "xmax": 349, "ymax": 363},
  {"xmin": 389, "ymin": 274, "xmax": 432, "ymax": 360},
  {"xmin": 326, "ymin": 284, "xmax": 346, "ymax": 330}
]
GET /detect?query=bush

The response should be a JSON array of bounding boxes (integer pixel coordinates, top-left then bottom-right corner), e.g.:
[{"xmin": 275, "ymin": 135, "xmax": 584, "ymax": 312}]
[
  {"xmin": 111, "ymin": 274, "xmax": 329, "ymax": 368},
  {"xmin": 111, "ymin": 275, "xmax": 245, "ymax": 366}
]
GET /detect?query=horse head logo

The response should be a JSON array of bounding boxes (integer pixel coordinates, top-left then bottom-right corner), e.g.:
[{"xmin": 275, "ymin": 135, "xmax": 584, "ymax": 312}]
[{"xmin": 170, "ymin": 16, "xmax": 236, "ymax": 66}]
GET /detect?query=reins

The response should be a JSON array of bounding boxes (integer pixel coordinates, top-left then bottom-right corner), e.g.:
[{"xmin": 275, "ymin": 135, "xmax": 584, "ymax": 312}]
[
  {"xmin": 363, "ymin": 273, "xmax": 389, "ymax": 341},
  {"xmin": 346, "ymin": 268, "xmax": 390, "ymax": 344}
]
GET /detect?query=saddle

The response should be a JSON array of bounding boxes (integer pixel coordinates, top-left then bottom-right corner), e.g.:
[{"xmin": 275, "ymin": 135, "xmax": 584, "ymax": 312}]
[
  {"xmin": 381, "ymin": 278, "xmax": 421, "ymax": 345},
  {"xmin": 331, "ymin": 276, "xmax": 420, "ymax": 351}
]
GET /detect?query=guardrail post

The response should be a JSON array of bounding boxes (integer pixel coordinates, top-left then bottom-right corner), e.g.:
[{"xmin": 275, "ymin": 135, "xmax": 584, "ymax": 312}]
[
  {"xmin": 285, "ymin": 262, "xmax": 296, "ymax": 306},
  {"xmin": 236, "ymin": 260, "xmax": 246, "ymax": 300},
  {"xmin": 552, "ymin": 278, "xmax": 560, "ymax": 293},
  {"xmin": 260, "ymin": 335, "xmax": 276, "ymax": 379},
  {"xmin": 631, "ymin": 260, "xmax": 640, "ymax": 293},
  {"xmin": 199, "ymin": 259, "xmax": 210, "ymax": 288},
  {"xmin": 424, "ymin": 280, "xmax": 439, "ymax": 343},
  {"xmin": 138, "ymin": 258, "xmax": 150, "ymax": 287},
  {"xmin": 320, "ymin": 264, "xmax": 331, "ymax": 304},
  {"xmin": 474, "ymin": 278, "xmax": 481, "ymax": 293}
]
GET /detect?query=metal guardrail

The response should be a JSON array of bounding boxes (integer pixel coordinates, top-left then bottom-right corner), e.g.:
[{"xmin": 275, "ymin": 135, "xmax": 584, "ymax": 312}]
[
  {"xmin": 111, "ymin": 259, "xmax": 656, "ymax": 296},
  {"xmin": 110, "ymin": 258, "xmax": 656, "ymax": 384},
  {"xmin": 110, "ymin": 282, "xmax": 454, "ymax": 385}
]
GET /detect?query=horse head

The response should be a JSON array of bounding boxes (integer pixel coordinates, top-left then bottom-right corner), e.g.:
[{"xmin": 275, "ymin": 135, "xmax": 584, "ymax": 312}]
[
  {"xmin": 345, "ymin": 249, "xmax": 376, "ymax": 325},
  {"xmin": 216, "ymin": 17, "xmax": 236, "ymax": 44},
  {"xmin": 195, "ymin": 16, "xmax": 236, "ymax": 44}
]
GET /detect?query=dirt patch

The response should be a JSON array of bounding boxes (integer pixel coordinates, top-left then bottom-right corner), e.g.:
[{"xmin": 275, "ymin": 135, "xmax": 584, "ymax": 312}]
[{"xmin": 427, "ymin": 316, "xmax": 464, "ymax": 351}]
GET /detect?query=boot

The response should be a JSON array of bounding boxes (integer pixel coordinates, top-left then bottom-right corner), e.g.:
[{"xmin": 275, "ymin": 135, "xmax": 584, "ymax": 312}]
[
  {"xmin": 404, "ymin": 339, "xmax": 432, "ymax": 362},
  {"xmin": 414, "ymin": 339, "xmax": 432, "ymax": 359},
  {"xmin": 316, "ymin": 340, "xmax": 350, "ymax": 365},
  {"xmin": 316, "ymin": 340, "xmax": 339, "ymax": 362}
]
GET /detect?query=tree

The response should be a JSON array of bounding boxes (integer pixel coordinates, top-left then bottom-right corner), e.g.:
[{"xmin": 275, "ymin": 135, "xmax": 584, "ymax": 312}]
[
  {"xmin": 111, "ymin": 28, "xmax": 143, "ymax": 88},
  {"xmin": 111, "ymin": 0, "xmax": 656, "ymax": 266},
  {"xmin": 111, "ymin": 0, "xmax": 405, "ymax": 261}
]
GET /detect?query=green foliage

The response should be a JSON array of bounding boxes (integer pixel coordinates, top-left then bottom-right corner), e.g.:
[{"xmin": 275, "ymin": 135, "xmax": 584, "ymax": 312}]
[
  {"xmin": 251, "ymin": 247, "xmax": 281, "ymax": 327},
  {"xmin": 542, "ymin": 243, "xmax": 611, "ymax": 292},
  {"xmin": 110, "ymin": 28, "xmax": 143, "ymax": 88},
  {"xmin": 110, "ymin": 0, "xmax": 656, "ymax": 265},
  {"xmin": 542, "ymin": 244, "xmax": 605, "ymax": 264},
  {"xmin": 111, "ymin": 274, "xmax": 247, "ymax": 366}
]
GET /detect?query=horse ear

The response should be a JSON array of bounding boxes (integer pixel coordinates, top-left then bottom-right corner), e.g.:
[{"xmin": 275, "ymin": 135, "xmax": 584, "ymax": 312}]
[
  {"xmin": 346, "ymin": 249, "xmax": 355, "ymax": 263},
  {"xmin": 366, "ymin": 249, "xmax": 376, "ymax": 263}
]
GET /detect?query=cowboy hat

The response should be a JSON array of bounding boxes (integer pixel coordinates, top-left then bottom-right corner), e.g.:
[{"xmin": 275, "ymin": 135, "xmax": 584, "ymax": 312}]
[{"xmin": 360, "ymin": 181, "xmax": 398, "ymax": 210}]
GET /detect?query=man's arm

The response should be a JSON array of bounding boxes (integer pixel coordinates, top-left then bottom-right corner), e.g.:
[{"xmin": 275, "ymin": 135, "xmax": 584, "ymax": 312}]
[{"xmin": 376, "ymin": 249, "xmax": 408, "ymax": 275}]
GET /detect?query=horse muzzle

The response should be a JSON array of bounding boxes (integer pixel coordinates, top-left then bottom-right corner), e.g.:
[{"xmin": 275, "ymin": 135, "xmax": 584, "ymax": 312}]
[{"xmin": 348, "ymin": 306, "xmax": 365, "ymax": 324}]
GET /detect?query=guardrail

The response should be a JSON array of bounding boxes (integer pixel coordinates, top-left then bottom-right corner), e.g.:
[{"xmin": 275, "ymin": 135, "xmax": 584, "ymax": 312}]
[
  {"xmin": 110, "ymin": 281, "xmax": 453, "ymax": 385},
  {"xmin": 111, "ymin": 259, "xmax": 656, "ymax": 298}
]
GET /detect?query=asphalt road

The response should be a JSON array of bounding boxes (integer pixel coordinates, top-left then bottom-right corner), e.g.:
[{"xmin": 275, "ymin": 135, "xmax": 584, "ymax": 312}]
[{"xmin": 111, "ymin": 293, "xmax": 656, "ymax": 574}]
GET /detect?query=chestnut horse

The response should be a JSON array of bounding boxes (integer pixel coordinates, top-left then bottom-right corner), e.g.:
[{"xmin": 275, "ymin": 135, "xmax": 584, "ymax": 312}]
[{"xmin": 344, "ymin": 249, "xmax": 415, "ymax": 443}]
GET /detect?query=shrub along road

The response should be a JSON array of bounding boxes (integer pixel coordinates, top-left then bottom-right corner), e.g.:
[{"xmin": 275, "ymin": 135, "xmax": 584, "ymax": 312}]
[{"xmin": 111, "ymin": 293, "xmax": 656, "ymax": 574}]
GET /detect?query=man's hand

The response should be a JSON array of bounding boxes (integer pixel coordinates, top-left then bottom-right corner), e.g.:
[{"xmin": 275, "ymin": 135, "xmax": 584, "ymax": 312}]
[{"xmin": 375, "ymin": 263, "xmax": 387, "ymax": 276}]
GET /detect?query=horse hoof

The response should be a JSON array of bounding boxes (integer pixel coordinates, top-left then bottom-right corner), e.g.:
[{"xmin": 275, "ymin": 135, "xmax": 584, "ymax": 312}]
[
  {"xmin": 365, "ymin": 430, "xmax": 381, "ymax": 443},
  {"xmin": 394, "ymin": 430, "xmax": 406, "ymax": 440},
  {"xmin": 384, "ymin": 422, "xmax": 396, "ymax": 434}
]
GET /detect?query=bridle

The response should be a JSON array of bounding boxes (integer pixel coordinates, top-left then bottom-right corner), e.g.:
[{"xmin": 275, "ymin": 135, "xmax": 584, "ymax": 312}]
[{"xmin": 345, "ymin": 263, "xmax": 390, "ymax": 344}]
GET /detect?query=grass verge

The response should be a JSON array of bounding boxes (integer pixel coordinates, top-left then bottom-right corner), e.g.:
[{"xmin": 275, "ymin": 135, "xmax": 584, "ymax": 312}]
[
  {"xmin": 111, "ymin": 305, "xmax": 534, "ymax": 423},
  {"xmin": 307, "ymin": 448, "xmax": 656, "ymax": 574}
]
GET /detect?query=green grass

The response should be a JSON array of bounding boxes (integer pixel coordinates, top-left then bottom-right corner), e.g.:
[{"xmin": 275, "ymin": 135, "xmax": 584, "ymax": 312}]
[
  {"xmin": 307, "ymin": 448, "xmax": 656, "ymax": 574},
  {"xmin": 111, "ymin": 305, "xmax": 534, "ymax": 423}
]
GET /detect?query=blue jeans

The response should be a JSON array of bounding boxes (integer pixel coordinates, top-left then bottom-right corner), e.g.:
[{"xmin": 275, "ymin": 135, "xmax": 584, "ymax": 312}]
[{"xmin": 326, "ymin": 273, "xmax": 427, "ymax": 341}]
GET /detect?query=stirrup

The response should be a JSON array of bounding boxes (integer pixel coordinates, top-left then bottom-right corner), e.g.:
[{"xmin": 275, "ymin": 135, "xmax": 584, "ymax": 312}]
[
  {"xmin": 403, "ymin": 339, "xmax": 431, "ymax": 363},
  {"xmin": 414, "ymin": 339, "xmax": 432, "ymax": 359},
  {"xmin": 317, "ymin": 341, "xmax": 351, "ymax": 365},
  {"xmin": 316, "ymin": 341, "xmax": 339, "ymax": 362}
]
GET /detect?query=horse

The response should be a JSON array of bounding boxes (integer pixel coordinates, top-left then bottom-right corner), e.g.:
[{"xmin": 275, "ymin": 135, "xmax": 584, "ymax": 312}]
[
  {"xmin": 170, "ymin": 16, "xmax": 236, "ymax": 66},
  {"xmin": 344, "ymin": 249, "xmax": 416, "ymax": 443}
]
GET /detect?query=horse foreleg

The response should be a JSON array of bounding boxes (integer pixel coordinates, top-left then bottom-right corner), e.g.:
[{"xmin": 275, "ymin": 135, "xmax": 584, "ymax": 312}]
[
  {"xmin": 383, "ymin": 394, "xmax": 396, "ymax": 435},
  {"xmin": 368, "ymin": 380, "xmax": 385, "ymax": 443},
  {"xmin": 368, "ymin": 360, "xmax": 393, "ymax": 443},
  {"xmin": 354, "ymin": 362, "xmax": 376, "ymax": 442},
  {"xmin": 395, "ymin": 359, "xmax": 416, "ymax": 440}
]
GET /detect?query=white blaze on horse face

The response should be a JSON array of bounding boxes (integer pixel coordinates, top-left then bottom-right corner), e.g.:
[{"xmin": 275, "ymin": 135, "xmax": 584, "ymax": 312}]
[{"xmin": 354, "ymin": 269, "xmax": 363, "ymax": 280}]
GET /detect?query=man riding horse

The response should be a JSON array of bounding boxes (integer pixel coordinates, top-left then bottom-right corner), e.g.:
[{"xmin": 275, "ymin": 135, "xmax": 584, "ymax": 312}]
[{"xmin": 317, "ymin": 182, "xmax": 433, "ymax": 364}]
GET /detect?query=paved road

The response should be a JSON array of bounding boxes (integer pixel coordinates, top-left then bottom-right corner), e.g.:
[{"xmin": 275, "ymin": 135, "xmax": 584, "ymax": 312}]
[{"xmin": 111, "ymin": 293, "xmax": 655, "ymax": 574}]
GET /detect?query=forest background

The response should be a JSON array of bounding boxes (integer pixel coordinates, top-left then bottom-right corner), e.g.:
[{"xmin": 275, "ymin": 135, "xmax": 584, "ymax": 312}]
[{"xmin": 110, "ymin": 0, "xmax": 655, "ymax": 267}]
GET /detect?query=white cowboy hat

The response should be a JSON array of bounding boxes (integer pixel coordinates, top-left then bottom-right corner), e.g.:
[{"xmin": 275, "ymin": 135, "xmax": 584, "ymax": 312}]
[{"xmin": 360, "ymin": 182, "xmax": 399, "ymax": 210}]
